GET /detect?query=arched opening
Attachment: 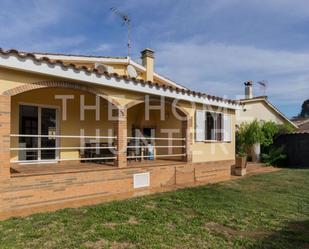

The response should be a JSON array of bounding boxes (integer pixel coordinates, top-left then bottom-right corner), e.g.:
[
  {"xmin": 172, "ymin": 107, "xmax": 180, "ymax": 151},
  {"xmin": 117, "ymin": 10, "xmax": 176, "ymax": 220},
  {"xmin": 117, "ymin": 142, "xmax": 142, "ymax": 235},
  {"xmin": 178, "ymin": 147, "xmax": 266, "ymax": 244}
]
[
  {"xmin": 9, "ymin": 84, "xmax": 121, "ymax": 174},
  {"xmin": 126, "ymin": 98, "xmax": 190, "ymax": 165}
]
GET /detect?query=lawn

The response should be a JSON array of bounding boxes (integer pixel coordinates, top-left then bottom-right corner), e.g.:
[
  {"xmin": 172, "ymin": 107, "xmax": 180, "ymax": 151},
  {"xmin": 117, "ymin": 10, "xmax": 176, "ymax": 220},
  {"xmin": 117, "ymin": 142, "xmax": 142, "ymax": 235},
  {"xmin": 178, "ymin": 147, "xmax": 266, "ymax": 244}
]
[{"xmin": 0, "ymin": 169, "xmax": 308, "ymax": 249}]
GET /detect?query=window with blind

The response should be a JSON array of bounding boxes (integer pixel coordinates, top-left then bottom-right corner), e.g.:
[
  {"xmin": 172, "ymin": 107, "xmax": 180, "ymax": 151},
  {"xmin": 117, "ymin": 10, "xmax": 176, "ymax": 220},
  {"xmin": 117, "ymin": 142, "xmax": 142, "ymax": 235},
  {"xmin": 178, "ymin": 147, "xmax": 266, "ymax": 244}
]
[{"xmin": 196, "ymin": 110, "xmax": 232, "ymax": 142}]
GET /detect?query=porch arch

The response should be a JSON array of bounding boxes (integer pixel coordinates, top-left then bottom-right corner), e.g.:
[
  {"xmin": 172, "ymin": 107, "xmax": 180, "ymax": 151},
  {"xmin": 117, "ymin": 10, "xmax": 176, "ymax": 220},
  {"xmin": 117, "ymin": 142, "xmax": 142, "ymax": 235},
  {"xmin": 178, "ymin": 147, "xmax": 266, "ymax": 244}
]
[
  {"xmin": 3, "ymin": 81, "xmax": 127, "ymax": 169},
  {"xmin": 126, "ymin": 96, "xmax": 192, "ymax": 163},
  {"xmin": 2, "ymin": 81, "xmax": 121, "ymax": 109},
  {"xmin": 125, "ymin": 96, "xmax": 191, "ymax": 118}
]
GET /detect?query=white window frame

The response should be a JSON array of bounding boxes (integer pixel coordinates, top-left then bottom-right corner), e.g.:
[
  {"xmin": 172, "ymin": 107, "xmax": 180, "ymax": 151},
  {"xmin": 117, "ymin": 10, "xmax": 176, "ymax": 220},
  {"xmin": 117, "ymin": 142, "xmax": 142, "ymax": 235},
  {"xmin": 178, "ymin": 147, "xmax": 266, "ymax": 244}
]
[
  {"xmin": 195, "ymin": 110, "xmax": 206, "ymax": 142},
  {"xmin": 223, "ymin": 114, "xmax": 232, "ymax": 142},
  {"xmin": 18, "ymin": 102, "xmax": 60, "ymax": 162},
  {"xmin": 195, "ymin": 110, "xmax": 231, "ymax": 143}
]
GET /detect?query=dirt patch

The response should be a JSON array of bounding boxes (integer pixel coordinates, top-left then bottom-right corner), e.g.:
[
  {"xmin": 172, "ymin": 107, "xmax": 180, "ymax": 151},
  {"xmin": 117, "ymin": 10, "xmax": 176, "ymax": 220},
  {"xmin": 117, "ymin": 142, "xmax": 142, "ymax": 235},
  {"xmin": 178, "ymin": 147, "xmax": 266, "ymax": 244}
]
[
  {"xmin": 103, "ymin": 222, "xmax": 118, "ymax": 229},
  {"xmin": 205, "ymin": 222, "xmax": 266, "ymax": 238},
  {"xmin": 127, "ymin": 216, "xmax": 139, "ymax": 225},
  {"xmin": 182, "ymin": 208, "xmax": 198, "ymax": 219},
  {"xmin": 85, "ymin": 239, "xmax": 133, "ymax": 249},
  {"xmin": 144, "ymin": 202, "xmax": 156, "ymax": 209},
  {"xmin": 102, "ymin": 216, "xmax": 139, "ymax": 229}
]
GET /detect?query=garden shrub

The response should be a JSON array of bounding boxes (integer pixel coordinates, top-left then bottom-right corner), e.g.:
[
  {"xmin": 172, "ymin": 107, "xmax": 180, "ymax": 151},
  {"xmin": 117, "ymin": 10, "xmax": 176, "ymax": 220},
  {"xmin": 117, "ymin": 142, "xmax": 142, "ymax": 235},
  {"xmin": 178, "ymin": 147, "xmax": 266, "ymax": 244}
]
[{"xmin": 261, "ymin": 145, "xmax": 287, "ymax": 166}]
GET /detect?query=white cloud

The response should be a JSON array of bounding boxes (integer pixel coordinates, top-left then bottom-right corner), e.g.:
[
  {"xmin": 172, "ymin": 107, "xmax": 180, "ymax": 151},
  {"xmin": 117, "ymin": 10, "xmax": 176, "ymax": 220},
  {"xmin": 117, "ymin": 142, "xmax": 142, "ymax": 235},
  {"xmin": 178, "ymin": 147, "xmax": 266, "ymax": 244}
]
[
  {"xmin": 155, "ymin": 40, "xmax": 309, "ymax": 106},
  {"xmin": 184, "ymin": 0, "xmax": 309, "ymax": 19},
  {"xmin": 27, "ymin": 36, "xmax": 86, "ymax": 52},
  {"xmin": 95, "ymin": 43, "xmax": 113, "ymax": 52},
  {"xmin": 0, "ymin": 0, "xmax": 65, "ymax": 39}
]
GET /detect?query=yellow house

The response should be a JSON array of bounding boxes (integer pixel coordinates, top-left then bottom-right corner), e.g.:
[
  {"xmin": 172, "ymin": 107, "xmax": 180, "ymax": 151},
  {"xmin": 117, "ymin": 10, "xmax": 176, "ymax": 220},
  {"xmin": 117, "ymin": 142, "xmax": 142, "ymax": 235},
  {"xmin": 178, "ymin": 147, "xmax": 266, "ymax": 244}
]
[
  {"xmin": 236, "ymin": 81, "xmax": 297, "ymax": 161},
  {"xmin": 236, "ymin": 81, "xmax": 298, "ymax": 128},
  {"xmin": 0, "ymin": 48, "xmax": 241, "ymax": 219}
]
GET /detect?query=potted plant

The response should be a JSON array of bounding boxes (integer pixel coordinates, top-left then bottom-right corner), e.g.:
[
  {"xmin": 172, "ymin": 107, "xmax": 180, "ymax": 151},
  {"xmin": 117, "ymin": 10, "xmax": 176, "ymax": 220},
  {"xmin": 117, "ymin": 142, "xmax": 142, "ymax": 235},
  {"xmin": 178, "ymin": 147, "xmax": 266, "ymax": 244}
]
[
  {"xmin": 235, "ymin": 150, "xmax": 247, "ymax": 176},
  {"xmin": 236, "ymin": 150, "xmax": 247, "ymax": 168},
  {"xmin": 235, "ymin": 120, "xmax": 263, "ymax": 176}
]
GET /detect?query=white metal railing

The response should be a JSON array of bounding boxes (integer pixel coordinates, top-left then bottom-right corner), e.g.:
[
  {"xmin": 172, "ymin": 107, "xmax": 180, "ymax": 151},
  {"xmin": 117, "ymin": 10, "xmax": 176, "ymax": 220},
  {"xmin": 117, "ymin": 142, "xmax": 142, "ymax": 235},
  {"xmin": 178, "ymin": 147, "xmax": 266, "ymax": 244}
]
[
  {"xmin": 10, "ymin": 134, "xmax": 116, "ymax": 139},
  {"xmin": 127, "ymin": 136, "xmax": 186, "ymax": 160},
  {"xmin": 10, "ymin": 147, "xmax": 116, "ymax": 150},
  {"xmin": 10, "ymin": 134, "xmax": 117, "ymax": 164},
  {"xmin": 127, "ymin": 136, "xmax": 185, "ymax": 141},
  {"xmin": 10, "ymin": 134, "xmax": 187, "ymax": 164}
]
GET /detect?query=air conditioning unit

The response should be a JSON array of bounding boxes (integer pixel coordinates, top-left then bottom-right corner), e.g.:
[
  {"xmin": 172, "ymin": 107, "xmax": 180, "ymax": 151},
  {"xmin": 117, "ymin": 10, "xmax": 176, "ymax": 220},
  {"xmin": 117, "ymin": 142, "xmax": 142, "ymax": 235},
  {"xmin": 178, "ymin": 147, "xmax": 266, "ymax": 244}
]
[{"xmin": 94, "ymin": 63, "xmax": 114, "ymax": 74}]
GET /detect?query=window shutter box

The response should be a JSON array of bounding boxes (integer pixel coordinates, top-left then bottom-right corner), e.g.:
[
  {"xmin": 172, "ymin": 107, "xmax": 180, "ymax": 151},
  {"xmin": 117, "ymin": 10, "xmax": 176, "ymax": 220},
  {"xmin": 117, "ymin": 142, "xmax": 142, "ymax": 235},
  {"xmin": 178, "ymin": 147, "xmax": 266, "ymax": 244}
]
[
  {"xmin": 195, "ymin": 110, "xmax": 205, "ymax": 141},
  {"xmin": 223, "ymin": 114, "xmax": 232, "ymax": 142}
]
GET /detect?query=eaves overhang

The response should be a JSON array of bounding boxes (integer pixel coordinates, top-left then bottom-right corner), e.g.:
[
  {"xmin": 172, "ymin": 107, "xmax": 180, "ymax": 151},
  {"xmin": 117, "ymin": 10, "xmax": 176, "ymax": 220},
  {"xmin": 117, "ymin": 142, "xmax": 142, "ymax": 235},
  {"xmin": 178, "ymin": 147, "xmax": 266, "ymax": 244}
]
[{"xmin": 0, "ymin": 49, "xmax": 241, "ymax": 110}]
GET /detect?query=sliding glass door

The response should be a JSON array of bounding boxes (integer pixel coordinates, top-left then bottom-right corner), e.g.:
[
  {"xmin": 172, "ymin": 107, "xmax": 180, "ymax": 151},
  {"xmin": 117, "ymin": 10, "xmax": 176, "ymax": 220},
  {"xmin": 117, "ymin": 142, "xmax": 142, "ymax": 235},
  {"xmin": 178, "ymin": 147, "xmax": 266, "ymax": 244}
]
[
  {"xmin": 41, "ymin": 108, "xmax": 57, "ymax": 160},
  {"xmin": 19, "ymin": 104, "xmax": 58, "ymax": 162},
  {"xmin": 19, "ymin": 105, "xmax": 39, "ymax": 161}
]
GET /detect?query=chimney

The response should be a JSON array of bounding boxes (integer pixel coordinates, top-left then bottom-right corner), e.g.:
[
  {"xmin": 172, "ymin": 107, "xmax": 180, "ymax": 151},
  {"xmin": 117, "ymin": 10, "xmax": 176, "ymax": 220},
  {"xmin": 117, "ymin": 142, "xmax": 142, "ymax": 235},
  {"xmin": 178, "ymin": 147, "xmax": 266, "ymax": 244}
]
[
  {"xmin": 141, "ymin": 48, "xmax": 154, "ymax": 82},
  {"xmin": 244, "ymin": 81, "xmax": 253, "ymax": 99}
]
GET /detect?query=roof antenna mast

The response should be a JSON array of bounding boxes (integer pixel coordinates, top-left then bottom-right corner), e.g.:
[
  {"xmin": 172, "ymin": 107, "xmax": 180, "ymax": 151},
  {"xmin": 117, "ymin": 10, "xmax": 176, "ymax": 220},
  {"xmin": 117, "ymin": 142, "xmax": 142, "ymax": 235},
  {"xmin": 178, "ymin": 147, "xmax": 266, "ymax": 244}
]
[
  {"xmin": 257, "ymin": 80, "xmax": 268, "ymax": 96},
  {"xmin": 110, "ymin": 7, "xmax": 132, "ymax": 59}
]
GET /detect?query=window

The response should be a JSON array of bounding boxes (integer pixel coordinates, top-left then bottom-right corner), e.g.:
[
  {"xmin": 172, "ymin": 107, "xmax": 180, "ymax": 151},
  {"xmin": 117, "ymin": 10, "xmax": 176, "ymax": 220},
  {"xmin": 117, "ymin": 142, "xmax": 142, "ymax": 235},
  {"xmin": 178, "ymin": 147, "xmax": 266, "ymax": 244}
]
[
  {"xmin": 195, "ymin": 111, "xmax": 231, "ymax": 142},
  {"xmin": 206, "ymin": 112, "xmax": 215, "ymax": 140},
  {"xmin": 206, "ymin": 112, "xmax": 222, "ymax": 141}
]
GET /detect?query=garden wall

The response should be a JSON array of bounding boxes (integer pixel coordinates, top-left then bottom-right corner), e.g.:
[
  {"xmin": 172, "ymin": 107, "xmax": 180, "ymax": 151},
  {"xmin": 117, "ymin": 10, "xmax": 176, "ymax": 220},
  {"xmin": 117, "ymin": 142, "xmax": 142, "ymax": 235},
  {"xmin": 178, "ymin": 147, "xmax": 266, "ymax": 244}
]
[
  {"xmin": 0, "ymin": 160, "xmax": 233, "ymax": 220},
  {"xmin": 274, "ymin": 133, "xmax": 309, "ymax": 167}
]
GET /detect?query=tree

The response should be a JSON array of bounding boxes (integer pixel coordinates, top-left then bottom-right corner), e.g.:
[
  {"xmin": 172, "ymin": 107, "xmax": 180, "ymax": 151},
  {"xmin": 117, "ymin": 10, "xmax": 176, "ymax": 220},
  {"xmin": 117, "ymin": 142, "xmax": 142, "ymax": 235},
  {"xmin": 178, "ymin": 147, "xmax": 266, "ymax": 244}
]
[
  {"xmin": 236, "ymin": 120, "xmax": 293, "ymax": 157},
  {"xmin": 298, "ymin": 99, "xmax": 309, "ymax": 118},
  {"xmin": 261, "ymin": 121, "xmax": 279, "ymax": 147}
]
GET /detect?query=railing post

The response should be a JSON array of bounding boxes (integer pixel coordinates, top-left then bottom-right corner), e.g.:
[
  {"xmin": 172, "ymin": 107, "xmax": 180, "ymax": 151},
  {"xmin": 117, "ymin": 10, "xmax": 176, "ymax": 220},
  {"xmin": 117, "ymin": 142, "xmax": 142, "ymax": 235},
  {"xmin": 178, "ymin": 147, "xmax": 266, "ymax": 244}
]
[
  {"xmin": 114, "ymin": 107, "xmax": 127, "ymax": 168},
  {"xmin": 182, "ymin": 117, "xmax": 193, "ymax": 163},
  {"xmin": 0, "ymin": 95, "xmax": 11, "ymax": 180}
]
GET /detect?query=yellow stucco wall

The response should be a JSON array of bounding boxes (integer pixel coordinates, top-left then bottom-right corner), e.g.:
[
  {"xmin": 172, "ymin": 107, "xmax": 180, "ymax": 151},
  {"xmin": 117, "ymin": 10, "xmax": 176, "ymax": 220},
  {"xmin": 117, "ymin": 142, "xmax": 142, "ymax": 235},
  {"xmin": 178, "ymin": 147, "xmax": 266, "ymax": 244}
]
[
  {"xmin": 236, "ymin": 101, "xmax": 287, "ymax": 126},
  {"xmin": 1, "ymin": 67, "xmax": 236, "ymax": 163},
  {"xmin": 191, "ymin": 106, "xmax": 236, "ymax": 163},
  {"xmin": 0, "ymin": 67, "xmax": 145, "ymax": 106}
]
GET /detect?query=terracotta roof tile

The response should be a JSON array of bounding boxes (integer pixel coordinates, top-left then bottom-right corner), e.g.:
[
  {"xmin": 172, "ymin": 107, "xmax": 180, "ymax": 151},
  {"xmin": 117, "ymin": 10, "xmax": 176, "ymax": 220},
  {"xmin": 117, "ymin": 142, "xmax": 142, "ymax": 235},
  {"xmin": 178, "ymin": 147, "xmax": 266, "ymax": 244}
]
[
  {"xmin": 20, "ymin": 50, "xmax": 127, "ymax": 59},
  {"xmin": 0, "ymin": 48, "xmax": 241, "ymax": 106}
]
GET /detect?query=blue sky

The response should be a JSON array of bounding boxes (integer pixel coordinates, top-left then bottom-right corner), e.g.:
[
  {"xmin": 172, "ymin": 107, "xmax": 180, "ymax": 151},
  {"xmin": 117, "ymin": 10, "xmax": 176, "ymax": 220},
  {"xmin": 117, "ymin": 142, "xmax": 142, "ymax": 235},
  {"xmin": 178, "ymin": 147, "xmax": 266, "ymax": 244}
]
[{"xmin": 1, "ymin": 0, "xmax": 309, "ymax": 117}]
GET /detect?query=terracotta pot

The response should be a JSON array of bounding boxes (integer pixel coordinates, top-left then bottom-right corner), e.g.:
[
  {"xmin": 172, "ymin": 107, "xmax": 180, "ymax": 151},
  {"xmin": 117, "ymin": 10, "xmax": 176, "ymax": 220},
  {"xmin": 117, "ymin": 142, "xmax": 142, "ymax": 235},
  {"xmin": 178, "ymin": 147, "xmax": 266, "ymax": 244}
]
[
  {"xmin": 235, "ymin": 167, "xmax": 246, "ymax": 176},
  {"xmin": 236, "ymin": 156, "xmax": 247, "ymax": 169}
]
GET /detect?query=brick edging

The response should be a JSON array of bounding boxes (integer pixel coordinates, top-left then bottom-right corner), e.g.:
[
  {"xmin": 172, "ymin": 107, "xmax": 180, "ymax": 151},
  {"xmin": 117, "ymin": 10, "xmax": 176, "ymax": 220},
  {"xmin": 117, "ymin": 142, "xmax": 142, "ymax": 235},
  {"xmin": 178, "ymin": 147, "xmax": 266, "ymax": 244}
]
[{"xmin": 2, "ymin": 81, "xmax": 121, "ymax": 108}]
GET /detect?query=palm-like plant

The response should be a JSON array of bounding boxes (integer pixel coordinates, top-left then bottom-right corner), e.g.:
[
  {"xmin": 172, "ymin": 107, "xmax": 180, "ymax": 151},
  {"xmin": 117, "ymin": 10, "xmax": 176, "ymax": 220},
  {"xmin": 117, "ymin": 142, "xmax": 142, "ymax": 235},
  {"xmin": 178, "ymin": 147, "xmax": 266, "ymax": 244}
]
[{"xmin": 237, "ymin": 120, "xmax": 264, "ymax": 156}]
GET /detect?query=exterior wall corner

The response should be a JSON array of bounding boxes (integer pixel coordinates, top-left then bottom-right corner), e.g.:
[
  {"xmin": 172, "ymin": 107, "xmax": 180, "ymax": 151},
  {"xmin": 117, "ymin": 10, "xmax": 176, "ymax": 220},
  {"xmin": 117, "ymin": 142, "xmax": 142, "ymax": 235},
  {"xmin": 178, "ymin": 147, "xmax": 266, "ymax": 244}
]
[{"xmin": 0, "ymin": 95, "xmax": 11, "ymax": 180}]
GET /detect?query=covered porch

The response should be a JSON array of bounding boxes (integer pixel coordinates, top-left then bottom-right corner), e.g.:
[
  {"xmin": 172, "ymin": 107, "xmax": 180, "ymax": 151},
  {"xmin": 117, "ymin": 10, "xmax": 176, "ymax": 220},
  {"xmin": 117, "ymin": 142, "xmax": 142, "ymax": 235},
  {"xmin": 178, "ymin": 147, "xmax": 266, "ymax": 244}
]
[{"xmin": 3, "ymin": 81, "xmax": 191, "ymax": 179}]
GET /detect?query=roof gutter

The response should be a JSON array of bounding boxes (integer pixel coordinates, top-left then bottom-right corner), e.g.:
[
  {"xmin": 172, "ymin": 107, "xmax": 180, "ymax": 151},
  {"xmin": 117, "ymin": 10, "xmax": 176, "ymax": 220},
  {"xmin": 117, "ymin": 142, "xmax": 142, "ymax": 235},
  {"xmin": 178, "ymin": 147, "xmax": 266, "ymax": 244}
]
[
  {"xmin": 33, "ymin": 53, "xmax": 187, "ymax": 90},
  {"xmin": 0, "ymin": 52, "xmax": 241, "ymax": 110}
]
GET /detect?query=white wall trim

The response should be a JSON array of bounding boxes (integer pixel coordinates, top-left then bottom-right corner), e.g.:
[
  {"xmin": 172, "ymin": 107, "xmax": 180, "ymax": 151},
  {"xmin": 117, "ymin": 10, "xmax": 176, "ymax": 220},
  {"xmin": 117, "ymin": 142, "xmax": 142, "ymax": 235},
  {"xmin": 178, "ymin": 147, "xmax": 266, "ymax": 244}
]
[
  {"xmin": 0, "ymin": 54, "xmax": 241, "ymax": 110},
  {"xmin": 34, "ymin": 53, "xmax": 187, "ymax": 89}
]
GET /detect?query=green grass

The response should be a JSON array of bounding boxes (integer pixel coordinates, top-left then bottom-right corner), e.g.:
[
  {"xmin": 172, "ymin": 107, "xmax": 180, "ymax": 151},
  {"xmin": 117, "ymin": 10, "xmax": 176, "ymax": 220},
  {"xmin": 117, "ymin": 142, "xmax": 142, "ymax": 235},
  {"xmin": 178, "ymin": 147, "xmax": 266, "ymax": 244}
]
[{"xmin": 0, "ymin": 169, "xmax": 309, "ymax": 249}]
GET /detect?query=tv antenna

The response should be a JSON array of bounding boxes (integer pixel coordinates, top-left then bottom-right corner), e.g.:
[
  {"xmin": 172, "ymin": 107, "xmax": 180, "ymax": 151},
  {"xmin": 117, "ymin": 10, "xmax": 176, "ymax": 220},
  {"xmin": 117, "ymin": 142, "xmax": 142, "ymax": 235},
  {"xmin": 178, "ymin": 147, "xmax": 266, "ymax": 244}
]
[
  {"xmin": 110, "ymin": 7, "xmax": 132, "ymax": 59},
  {"xmin": 257, "ymin": 80, "xmax": 268, "ymax": 96}
]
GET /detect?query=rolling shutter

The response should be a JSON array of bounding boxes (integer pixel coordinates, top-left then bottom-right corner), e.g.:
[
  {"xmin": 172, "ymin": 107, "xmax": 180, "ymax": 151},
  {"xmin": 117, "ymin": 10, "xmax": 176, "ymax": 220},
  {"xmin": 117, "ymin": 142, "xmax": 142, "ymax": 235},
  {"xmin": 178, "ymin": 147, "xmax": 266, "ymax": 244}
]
[
  {"xmin": 223, "ymin": 114, "xmax": 232, "ymax": 142},
  {"xmin": 195, "ymin": 110, "xmax": 205, "ymax": 141}
]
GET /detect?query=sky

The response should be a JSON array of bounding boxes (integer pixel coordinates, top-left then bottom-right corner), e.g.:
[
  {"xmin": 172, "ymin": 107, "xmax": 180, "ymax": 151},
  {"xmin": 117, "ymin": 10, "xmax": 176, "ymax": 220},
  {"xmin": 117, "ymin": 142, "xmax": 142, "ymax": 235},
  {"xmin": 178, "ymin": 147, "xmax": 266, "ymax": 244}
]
[{"xmin": 1, "ymin": 0, "xmax": 309, "ymax": 118}]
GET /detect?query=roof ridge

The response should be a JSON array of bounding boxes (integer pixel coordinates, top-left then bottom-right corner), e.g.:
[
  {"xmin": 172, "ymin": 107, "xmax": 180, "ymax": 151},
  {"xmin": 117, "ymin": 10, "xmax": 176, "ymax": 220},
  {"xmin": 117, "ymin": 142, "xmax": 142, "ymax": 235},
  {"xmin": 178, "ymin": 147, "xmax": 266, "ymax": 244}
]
[
  {"xmin": 26, "ymin": 50, "xmax": 189, "ymax": 90},
  {"xmin": 19, "ymin": 50, "xmax": 127, "ymax": 59},
  {"xmin": 239, "ymin": 96, "xmax": 267, "ymax": 101}
]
